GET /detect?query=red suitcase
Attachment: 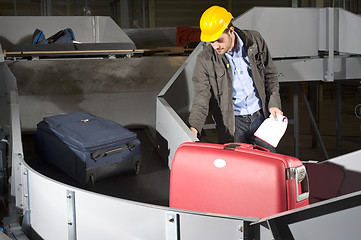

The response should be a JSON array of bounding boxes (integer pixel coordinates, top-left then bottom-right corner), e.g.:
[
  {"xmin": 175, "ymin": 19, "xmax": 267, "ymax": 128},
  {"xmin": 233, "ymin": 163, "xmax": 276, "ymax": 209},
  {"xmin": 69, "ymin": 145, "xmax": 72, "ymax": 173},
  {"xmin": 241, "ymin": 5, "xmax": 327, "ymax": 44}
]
[{"xmin": 169, "ymin": 142, "xmax": 309, "ymax": 218}]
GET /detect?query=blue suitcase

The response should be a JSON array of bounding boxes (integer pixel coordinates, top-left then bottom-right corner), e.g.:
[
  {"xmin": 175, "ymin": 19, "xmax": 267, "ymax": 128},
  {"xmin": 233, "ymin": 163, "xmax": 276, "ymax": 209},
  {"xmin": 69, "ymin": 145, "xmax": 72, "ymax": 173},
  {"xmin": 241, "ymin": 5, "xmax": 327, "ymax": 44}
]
[{"xmin": 35, "ymin": 112, "xmax": 141, "ymax": 185}]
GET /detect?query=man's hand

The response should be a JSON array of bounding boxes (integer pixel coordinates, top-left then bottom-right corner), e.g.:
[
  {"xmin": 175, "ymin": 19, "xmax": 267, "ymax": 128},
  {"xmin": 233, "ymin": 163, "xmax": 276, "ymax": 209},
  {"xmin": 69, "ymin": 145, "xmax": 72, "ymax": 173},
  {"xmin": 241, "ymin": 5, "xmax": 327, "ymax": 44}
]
[
  {"xmin": 190, "ymin": 127, "xmax": 198, "ymax": 137},
  {"xmin": 269, "ymin": 107, "xmax": 283, "ymax": 120}
]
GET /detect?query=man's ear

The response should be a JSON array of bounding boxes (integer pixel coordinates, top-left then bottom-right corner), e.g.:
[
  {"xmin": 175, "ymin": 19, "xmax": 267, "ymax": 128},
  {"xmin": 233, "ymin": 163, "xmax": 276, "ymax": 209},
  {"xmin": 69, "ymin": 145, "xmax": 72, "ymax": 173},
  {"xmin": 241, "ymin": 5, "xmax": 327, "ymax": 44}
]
[{"xmin": 228, "ymin": 26, "xmax": 235, "ymax": 34}]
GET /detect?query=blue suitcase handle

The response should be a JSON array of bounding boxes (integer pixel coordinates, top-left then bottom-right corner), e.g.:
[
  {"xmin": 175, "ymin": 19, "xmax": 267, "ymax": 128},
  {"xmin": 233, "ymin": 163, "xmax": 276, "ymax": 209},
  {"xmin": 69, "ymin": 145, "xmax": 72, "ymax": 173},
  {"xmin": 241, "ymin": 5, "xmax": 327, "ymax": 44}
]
[{"xmin": 91, "ymin": 140, "xmax": 137, "ymax": 162}]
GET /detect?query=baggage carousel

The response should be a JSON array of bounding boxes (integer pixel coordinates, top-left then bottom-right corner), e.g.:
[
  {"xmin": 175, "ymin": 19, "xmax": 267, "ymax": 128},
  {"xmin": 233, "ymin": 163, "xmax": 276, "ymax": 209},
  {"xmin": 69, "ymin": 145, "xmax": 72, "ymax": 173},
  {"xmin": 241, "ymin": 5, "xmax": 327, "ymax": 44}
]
[{"xmin": 2, "ymin": 7, "xmax": 361, "ymax": 240}]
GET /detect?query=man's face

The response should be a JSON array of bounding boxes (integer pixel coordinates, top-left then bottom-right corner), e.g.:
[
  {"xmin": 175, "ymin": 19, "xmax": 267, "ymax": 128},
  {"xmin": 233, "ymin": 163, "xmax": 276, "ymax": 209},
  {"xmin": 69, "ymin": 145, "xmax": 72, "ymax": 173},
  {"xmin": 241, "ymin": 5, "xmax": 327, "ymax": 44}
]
[{"xmin": 210, "ymin": 27, "xmax": 234, "ymax": 55}]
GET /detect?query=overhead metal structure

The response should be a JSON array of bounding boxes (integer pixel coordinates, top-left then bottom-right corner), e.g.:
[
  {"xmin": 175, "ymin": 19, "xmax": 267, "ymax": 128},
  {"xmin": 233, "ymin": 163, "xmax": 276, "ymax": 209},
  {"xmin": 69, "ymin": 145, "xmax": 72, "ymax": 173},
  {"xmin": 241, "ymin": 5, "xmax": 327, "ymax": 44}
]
[{"xmin": 1, "ymin": 7, "xmax": 361, "ymax": 240}]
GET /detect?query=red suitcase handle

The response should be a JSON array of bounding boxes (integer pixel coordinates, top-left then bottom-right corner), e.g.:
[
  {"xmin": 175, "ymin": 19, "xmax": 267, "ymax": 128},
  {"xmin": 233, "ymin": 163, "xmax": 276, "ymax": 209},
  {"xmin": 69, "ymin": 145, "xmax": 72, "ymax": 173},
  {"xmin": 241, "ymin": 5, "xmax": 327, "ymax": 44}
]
[
  {"xmin": 288, "ymin": 165, "xmax": 310, "ymax": 203},
  {"xmin": 223, "ymin": 143, "xmax": 270, "ymax": 152}
]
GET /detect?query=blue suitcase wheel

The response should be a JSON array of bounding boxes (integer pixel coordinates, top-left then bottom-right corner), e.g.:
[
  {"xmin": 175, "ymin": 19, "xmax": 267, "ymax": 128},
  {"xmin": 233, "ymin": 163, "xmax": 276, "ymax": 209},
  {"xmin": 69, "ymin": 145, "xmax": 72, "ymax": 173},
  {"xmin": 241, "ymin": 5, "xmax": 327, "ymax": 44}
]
[
  {"xmin": 89, "ymin": 174, "xmax": 95, "ymax": 187},
  {"xmin": 132, "ymin": 161, "xmax": 140, "ymax": 175}
]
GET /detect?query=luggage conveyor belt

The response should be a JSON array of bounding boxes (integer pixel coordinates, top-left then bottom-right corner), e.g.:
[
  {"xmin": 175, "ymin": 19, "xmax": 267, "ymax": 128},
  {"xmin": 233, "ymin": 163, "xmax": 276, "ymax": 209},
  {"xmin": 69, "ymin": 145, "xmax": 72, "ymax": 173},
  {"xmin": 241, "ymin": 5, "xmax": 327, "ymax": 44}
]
[
  {"xmin": 2, "ymin": 59, "xmax": 251, "ymax": 240},
  {"xmin": 3, "ymin": 8, "xmax": 361, "ymax": 239},
  {"xmin": 22, "ymin": 128, "xmax": 170, "ymax": 207}
]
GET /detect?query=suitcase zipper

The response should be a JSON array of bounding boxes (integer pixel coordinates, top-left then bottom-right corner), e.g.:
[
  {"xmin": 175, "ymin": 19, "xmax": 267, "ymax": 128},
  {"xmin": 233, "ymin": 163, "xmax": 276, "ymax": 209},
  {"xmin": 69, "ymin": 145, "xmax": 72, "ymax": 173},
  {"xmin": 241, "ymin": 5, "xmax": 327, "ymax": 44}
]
[
  {"xmin": 84, "ymin": 135, "xmax": 136, "ymax": 152},
  {"xmin": 90, "ymin": 140, "xmax": 137, "ymax": 162}
]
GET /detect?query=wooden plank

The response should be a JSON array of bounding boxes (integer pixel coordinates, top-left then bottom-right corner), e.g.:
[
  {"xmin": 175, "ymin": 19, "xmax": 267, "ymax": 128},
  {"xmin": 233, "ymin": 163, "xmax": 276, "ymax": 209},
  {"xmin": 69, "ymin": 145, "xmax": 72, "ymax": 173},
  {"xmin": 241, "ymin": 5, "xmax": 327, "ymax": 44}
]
[
  {"xmin": 3, "ymin": 47, "xmax": 193, "ymax": 58},
  {"xmin": 4, "ymin": 49, "xmax": 143, "ymax": 56}
]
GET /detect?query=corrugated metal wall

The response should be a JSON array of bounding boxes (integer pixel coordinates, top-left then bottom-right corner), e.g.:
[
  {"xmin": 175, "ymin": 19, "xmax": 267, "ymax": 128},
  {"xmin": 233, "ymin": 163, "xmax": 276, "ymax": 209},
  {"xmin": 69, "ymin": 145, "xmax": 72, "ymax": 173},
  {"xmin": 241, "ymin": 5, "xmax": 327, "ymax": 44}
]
[
  {"xmin": 153, "ymin": 0, "xmax": 227, "ymax": 27},
  {"xmin": 152, "ymin": 0, "xmax": 292, "ymax": 27},
  {"xmin": 1, "ymin": 0, "xmax": 360, "ymax": 28},
  {"xmin": 232, "ymin": 0, "xmax": 292, "ymax": 16},
  {"xmin": 0, "ymin": 0, "xmax": 292, "ymax": 27}
]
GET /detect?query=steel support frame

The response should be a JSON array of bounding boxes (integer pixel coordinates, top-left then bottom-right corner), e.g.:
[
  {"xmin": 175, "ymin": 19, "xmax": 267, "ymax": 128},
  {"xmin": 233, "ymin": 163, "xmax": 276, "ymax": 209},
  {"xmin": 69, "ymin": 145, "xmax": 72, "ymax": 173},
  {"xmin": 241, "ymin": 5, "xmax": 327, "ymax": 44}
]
[
  {"xmin": 326, "ymin": 8, "xmax": 335, "ymax": 82},
  {"xmin": 284, "ymin": 82, "xmax": 329, "ymax": 160},
  {"xmin": 119, "ymin": 0, "xmax": 129, "ymax": 29},
  {"xmin": 40, "ymin": 0, "xmax": 52, "ymax": 16},
  {"xmin": 337, "ymin": 81, "xmax": 343, "ymax": 155},
  {"xmin": 336, "ymin": 80, "xmax": 361, "ymax": 155},
  {"xmin": 66, "ymin": 190, "xmax": 77, "ymax": 240},
  {"xmin": 298, "ymin": 83, "xmax": 329, "ymax": 160},
  {"xmin": 293, "ymin": 83, "xmax": 299, "ymax": 158}
]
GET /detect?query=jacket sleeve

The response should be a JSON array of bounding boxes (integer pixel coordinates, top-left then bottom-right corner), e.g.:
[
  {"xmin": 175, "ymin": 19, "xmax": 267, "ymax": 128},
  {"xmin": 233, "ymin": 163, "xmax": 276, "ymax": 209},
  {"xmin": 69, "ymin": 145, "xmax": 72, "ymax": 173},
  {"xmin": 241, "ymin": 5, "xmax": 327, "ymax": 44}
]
[{"xmin": 188, "ymin": 54, "xmax": 212, "ymax": 136}]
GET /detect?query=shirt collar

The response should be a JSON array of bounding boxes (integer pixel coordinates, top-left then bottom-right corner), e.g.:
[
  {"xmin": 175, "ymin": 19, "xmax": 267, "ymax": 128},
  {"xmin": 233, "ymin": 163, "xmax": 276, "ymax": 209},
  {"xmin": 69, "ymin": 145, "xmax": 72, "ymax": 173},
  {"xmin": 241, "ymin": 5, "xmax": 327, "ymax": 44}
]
[{"xmin": 226, "ymin": 32, "xmax": 243, "ymax": 56}]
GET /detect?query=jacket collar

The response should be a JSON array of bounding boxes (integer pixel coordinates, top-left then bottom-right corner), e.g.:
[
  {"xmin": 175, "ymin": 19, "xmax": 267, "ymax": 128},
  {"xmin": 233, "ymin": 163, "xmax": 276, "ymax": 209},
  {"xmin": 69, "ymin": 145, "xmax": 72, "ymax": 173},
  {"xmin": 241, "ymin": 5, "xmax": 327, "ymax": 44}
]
[{"xmin": 234, "ymin": 27, "xmax": 254, "ymax": 50}]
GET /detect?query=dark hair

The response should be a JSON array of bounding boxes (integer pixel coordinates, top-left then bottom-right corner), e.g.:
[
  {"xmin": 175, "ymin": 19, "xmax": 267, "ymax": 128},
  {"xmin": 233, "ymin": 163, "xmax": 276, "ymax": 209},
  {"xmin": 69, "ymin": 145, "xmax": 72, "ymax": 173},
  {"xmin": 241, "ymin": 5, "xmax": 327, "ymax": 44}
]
[{"xmin": 223, "ymin": 22, "xmax": 234, "ymax": 34}]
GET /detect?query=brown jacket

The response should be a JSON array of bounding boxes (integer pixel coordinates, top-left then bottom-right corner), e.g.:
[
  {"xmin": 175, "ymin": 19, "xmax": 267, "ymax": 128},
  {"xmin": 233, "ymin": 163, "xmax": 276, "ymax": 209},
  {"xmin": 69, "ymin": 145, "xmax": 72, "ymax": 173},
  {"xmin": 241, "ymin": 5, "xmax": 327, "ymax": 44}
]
[{"xmin": 188, "ymin": 28, "xmax": 281, "ymax": 143}]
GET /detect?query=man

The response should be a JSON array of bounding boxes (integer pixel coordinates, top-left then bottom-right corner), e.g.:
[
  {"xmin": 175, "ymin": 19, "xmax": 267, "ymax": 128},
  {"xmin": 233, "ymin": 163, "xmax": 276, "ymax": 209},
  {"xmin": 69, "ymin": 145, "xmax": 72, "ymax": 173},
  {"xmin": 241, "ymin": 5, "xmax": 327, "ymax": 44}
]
[{"xmin": 188, "ymin": 5, "xmax": 283, "ymax": 152}]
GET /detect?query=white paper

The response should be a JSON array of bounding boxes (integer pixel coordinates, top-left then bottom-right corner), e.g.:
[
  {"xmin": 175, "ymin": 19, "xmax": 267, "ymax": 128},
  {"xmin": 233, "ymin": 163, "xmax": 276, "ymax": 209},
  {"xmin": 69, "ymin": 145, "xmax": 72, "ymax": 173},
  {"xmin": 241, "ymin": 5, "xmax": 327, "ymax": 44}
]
[{"xmin": 254, "ymin": 114, "xmax": 288, "ymax": 147}]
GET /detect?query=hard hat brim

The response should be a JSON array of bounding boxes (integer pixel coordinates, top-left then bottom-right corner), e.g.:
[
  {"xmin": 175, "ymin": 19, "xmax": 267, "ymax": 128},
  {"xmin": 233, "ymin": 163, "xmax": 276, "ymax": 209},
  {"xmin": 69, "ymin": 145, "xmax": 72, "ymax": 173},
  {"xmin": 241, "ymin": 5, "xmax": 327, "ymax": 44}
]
[
  {"xmin": 200, "ymin": 14, "xmax": 232, "ymax": 42},
  {"xmin": 200, "ymin": 28, "xmax": 225, "ymax": 42}
]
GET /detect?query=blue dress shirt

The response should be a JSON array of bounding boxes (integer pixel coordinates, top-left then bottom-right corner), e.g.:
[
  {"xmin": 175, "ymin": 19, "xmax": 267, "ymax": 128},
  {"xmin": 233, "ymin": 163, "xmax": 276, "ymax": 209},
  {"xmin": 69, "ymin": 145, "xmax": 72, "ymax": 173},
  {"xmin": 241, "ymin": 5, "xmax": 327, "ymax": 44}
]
[{"xmin": 225, "ymin": 32, "xmax": 262, "ymax": 116}]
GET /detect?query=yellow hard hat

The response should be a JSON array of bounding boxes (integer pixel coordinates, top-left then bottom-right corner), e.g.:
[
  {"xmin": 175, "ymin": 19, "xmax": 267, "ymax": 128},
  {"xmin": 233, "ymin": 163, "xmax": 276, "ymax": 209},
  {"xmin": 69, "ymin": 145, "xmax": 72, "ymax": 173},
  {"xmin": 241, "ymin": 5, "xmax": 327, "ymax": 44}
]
[{"xmin": 199, "ymin": 6, "xmax": 233, "ymax": 42}]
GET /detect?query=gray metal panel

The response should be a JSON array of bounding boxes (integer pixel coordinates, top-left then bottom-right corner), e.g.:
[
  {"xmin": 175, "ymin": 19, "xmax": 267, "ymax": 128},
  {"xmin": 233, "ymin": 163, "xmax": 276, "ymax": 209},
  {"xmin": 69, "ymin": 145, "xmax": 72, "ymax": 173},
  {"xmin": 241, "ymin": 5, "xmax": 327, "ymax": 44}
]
[
  {"xmin": 329, "ymin": 149, "xmax": 361, "ymax": 172},
  {"xmin": 18, "ymin": 93, "xmax": 158, "ymax": 132},
  {"xmin": 28, "ymin": 169, "xmax": 72, "ymax": 239},
  {"xmin": 338, "ymin": 8, "xmax": 361, "ymax": 54},
  {"xmin": 124, "ymin": 28, "xmax": 177, "ymax": 49},
  {"xmin": 333, "ymin": 57, "xmax": 361, "ymax": 79},
  {"xmin": 233, "ymin": 7, "xmax": 361, "ymax": 57},
  {"xmin": 165, "ymin": 212, "xmax": 179, "ymax": 240},
  {"xmin": 96, "ymin": 16, "xmax": 135, "ymax": 44},
  {"xmin": 289, "ymin": 203, "xmax": 361, "ymax": 239},
  {"xmin": 156, "ymin": 98, "xmax": 196, "ymax": 168},
  {"xmin": 0, "ymin": 44, "xmax": 3, "ymax": 62},
  {"xmin": 10, "ymin": 93, "xmax": 28, "ymax": 210},
  {"xmin": 275, "ymin": 56, "xmax": 361, "ymax": 82},
  {"xmin": 0, "ymin": 62, "xmax": 25, "ymax": 204},
  {"xmin": 8, "ymin": 57, "xmax": 186, "ymax": 95},
  {"xmin": 233, "ymin": 7, "xmax": 321, "ymax": 58},
  {"xmin": 0, "ymin": 16, "xmax": 134, "ymax": 50},
  {"xmin": 254, "ymin": 221, "xmax": 275, "ymax": 240},
  {"xmin": 7, "ymin": 56, "xmax": 186, "ymax": 132},
  {"xmin": 318, "ymin": 8, "xmax": 328, "ymax": 51},
  {"xmin": 24, "ymin": 159, "xmax": 249, "ymax": 240},
  {"xmin": 253, "ymin": 190, "xmax": 361, "ymax": 239},
  {"xmin": 327, "ymin": 8, "xmax": 336, "ymax": 82},
  {"xmin": 275, "ymin": 58, "xmax": 325, "ymax": 82},
  {"xmin": 158, "ymin": 43, "xmax": 203, "ymax": 97},
  {"xmin": 0, "ymin": 61, "xmax": 15, "ymax": 131},
  {"xmin": 66, "ymin": 190, "xmax": 77, "ymax": 240},
  {"xmin": 157, "ymin": 43, "xmax": 203, "ymax": 167},
  {"xmin": 179, "ymin": 213, "xmax": 244, "ymax": 239}
]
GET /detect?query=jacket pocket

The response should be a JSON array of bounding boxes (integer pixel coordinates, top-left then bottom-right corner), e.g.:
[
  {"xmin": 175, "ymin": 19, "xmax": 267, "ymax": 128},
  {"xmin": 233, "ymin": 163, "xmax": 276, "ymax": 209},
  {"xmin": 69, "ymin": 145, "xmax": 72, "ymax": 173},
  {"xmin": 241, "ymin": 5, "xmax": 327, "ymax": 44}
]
[{"xmin": 210, "ymin": 68, "xmax": 226, "ymax": 99}]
